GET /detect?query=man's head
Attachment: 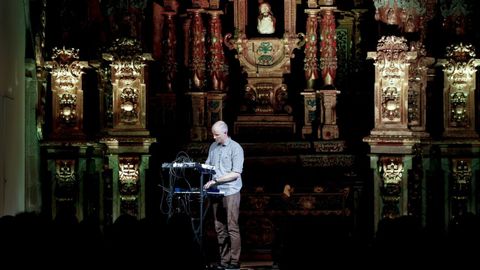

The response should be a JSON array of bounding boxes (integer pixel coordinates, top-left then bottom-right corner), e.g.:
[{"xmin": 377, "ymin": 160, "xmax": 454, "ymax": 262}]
[{"xmin": 212, "ymin": 121, "xmax": 228, "ymax": 145}]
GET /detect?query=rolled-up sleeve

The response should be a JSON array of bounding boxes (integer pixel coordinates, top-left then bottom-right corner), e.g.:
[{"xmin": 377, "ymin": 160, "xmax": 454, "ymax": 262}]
[{"xmin": 231, "ymin": 143, "xmax": 244, "ymax": 174}]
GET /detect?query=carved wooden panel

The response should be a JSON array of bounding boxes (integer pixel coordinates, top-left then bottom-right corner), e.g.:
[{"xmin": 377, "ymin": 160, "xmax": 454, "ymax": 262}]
[
  {"xmin": 440, "ymin": 43, "xmax": 480, "ymax": 137},
  {"xmin": 48, "ymin": 47, "xmax": 87, "ymax": 138},
  {"xmin": 118, "ymin": 156, "xmax": 140, "ymax": 216},
  {"xmin": 407, "ymin": 41, "xmax": 433, "ymax": 136},
  {"xmin": 104, "ymin": 38, "xmax": 151, "ymax": 134},
  {"xmin": 54, "ymin": 159, "xmax": 77, "ymax": 207},
  {"xmin": 367, "ymin": 36, "xmax": 416, "ymax": 136},
  {"xmin": 379, "ymin": 156, "xmax": 403, "ymax": 219}
]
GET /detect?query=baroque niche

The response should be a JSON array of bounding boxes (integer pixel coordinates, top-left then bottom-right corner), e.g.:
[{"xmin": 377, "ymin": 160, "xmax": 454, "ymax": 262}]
[
  {"xmin": 226, "ymin": 0, "xmax": 299, "ymax": 137},
  {"xmin": 227, "ymin": 0, "xmax": 298, "ymax": 77}
]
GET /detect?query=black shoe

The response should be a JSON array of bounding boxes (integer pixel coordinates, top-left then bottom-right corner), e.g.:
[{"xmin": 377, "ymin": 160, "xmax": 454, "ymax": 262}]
[{"xmin": 225, "ymin": 264, "xmax": 240, "ymax": 270}]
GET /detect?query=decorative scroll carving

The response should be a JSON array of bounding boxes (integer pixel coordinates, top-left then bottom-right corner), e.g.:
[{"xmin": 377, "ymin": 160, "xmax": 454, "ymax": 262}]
[
  {"xmin": 55, "ymin": 159, "xmax": 77, "ymax": 203},
  {"xmin": 106, "ymin": 38, "xmax": 146, "ymax": 79},
  {"xmin": 230, "ymin": 37, "xmax": 298, "ymax": 77},
  {"xmin": 50, "ymin": 48, "xmax": 83, "ymax": 97},
  {"xmin": 104, "ymin": 38, "xmax": 151, "ymax": 133},
  {"xmin": 379, "ymin": 156, "xmax": 403, "ymax": 219},
  {"xmin": 378, "ymin": 37, "xmax": 407, "ymax": 122},
  {"xmin": 440, "ymin": 43, "xmax": 480, "ymax": 137},
  {"xmin": 242, "ymin": 83, "xmax": 290, "ymax": 114},
  {"xmin": 119, "ymin": 156, "xmax": 140, "ymax": 216},
  {"xmin": 47, "ymin": 47, "xmax": 88, "ymax": 138},
  {"xmin": 367, "ymin": 36, "xmax": 416, "ymax": 136},
  {"xmin": 408, "ymin": 41, "xmax": 433, "ymax": 136}
]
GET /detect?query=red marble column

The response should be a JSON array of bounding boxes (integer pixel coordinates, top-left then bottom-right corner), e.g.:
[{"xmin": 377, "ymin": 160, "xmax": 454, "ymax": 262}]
[
  {"xmin": 188, "ymin": 9, "xmax": 206, "ymax": 90},
  {"xmin": 207, "ymin": 10, "xmax": 226, "ymax": 92},
  {"xmin": 304, "ymin": 9, "xmax": 320, "ymax": 90},
  {"xmin": 319, "ymin": 8, "xmax": 337, "ymax": 88}
]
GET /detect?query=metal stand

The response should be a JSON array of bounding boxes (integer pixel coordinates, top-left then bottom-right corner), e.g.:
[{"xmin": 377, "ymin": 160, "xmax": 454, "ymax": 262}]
[{"xmin": 196, "ymin": 170, "xmax": 214, "ymax": 268}]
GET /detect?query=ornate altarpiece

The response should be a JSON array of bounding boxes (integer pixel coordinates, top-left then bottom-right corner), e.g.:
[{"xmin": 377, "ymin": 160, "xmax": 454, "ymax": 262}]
[{"xmin": 227, "ymin": 0, "xmax": 300, "ymax": 138}]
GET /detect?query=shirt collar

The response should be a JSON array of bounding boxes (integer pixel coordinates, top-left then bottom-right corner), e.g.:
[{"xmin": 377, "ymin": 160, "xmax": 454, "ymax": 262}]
[{"xmin": 219, "ymin": 137, "xmax": 231, "ymax": 146}]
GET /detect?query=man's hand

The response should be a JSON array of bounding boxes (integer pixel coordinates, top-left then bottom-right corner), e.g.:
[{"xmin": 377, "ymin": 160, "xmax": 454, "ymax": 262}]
[{"xmin": 203, "ymin": 179, "xmax": 217, "ymax": 189}]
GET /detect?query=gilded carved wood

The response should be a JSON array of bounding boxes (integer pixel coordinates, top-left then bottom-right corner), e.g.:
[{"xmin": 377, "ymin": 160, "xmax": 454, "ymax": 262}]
[
  {"xmin": 54, "ymin": 159, "xmax": 77, "ymax": 213},
  {"xmin": 439, "ymin": 43, "xmax": 480, "ymax": 138},
  {"xmin": 118, "ymin": 156, "xmax": 140, "ymax": 216},
  {"xmin": 379, "ymin": 156, "xmax": 403, "ymax": 219},
  {"xmin": 228, "ymin": 0, "xmax": 299, "ymax": 137},
  {"xmin": 407, "ymin": 41, "xmax": 433, "ymax": 136},
  {"xmin": 47, "ymin": 47, "xmax": 88, "ymax": 139},
  {"xmin": 367, "ymin": 36, "xmax": 416, "ymax": 136},
  {"xmin": 103, "ymin": 38, "xmax": 151, "ymax": 135}
]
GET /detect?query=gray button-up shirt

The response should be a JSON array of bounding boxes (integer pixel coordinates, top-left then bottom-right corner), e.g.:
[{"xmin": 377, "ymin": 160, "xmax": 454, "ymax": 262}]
[{"xmin": 206, "ymin": 137, "xmax": 244, "ymax": 196}]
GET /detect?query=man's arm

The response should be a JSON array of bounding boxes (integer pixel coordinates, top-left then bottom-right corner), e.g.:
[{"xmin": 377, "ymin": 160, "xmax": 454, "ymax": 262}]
[{"xmin": 204, "ymin": 171, "xmax": 240, "ymax": 189}]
